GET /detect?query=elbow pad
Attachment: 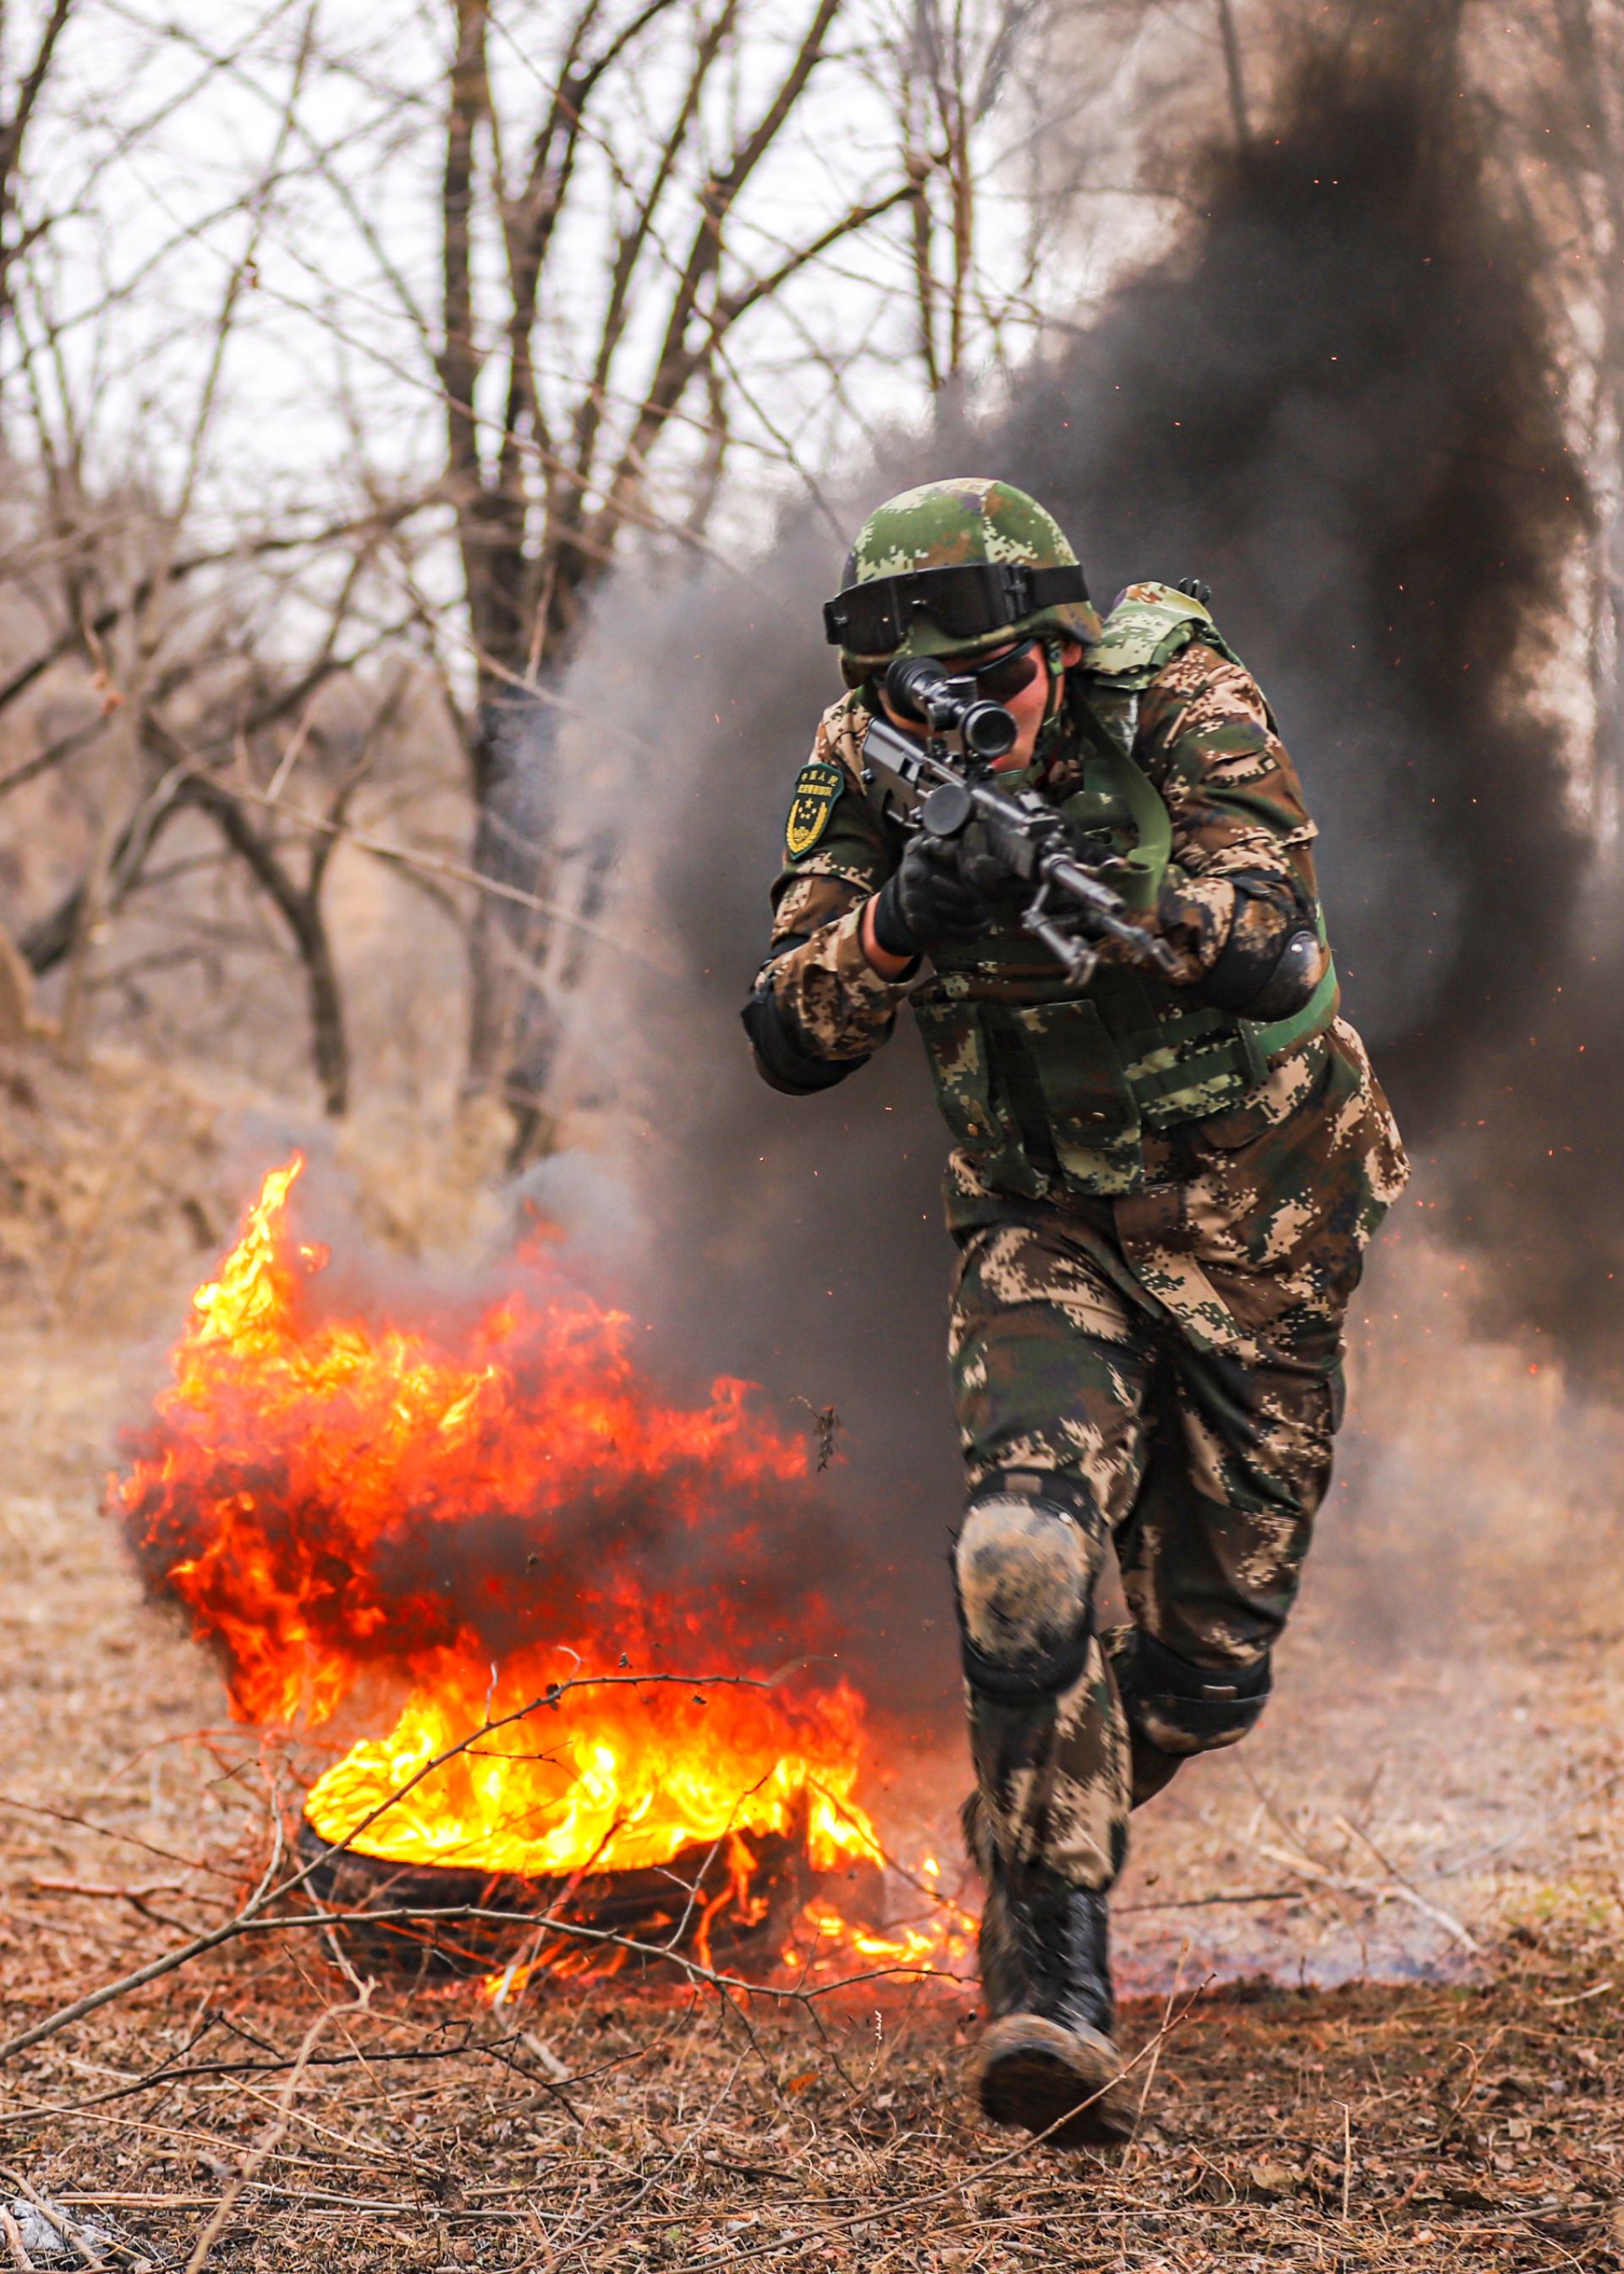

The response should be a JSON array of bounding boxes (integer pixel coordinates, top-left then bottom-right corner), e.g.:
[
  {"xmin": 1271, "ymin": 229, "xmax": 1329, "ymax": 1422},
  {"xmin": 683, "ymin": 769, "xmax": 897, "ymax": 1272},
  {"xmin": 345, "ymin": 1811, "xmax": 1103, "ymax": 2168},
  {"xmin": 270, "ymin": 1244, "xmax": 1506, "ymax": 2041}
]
[
  {"xmin": 740, "ymin": 972, "xmax": 866, "ymax": 1096},
  {"xmin": 1196, "ymin": 878, "xmax": 1322, "ymax": 1019}
]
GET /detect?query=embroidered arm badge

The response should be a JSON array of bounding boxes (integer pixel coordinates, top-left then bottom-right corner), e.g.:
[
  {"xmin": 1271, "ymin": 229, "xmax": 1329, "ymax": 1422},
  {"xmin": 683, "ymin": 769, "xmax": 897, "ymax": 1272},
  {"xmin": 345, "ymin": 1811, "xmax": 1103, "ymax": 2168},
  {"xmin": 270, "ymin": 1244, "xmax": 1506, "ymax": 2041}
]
[{"xmin": 784, "ymin": 760, "xmax": 844, "ymax": 860}]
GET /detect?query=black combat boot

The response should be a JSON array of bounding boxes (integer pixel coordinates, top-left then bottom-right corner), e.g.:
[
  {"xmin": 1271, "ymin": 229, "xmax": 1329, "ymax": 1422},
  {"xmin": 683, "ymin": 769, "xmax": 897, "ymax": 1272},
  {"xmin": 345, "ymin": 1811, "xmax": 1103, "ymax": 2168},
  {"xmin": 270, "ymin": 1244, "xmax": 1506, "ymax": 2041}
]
[{"xmin": 964, "ymin": 1804, "xmax": 1133, "ymax": 2147}]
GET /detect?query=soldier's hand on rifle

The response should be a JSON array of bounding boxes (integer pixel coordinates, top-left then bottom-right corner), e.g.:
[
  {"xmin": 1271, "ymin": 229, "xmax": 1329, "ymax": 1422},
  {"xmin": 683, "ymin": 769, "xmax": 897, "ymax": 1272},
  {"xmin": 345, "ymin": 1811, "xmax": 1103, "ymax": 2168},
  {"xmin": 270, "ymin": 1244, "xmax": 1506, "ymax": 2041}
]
[
  {"xmin": 870, "ymin": 831, "xmax": 994, "ymax": 960},
  {"xmin": 957, "ymin": 839, "xmax": 1027, "ymax": 902}
]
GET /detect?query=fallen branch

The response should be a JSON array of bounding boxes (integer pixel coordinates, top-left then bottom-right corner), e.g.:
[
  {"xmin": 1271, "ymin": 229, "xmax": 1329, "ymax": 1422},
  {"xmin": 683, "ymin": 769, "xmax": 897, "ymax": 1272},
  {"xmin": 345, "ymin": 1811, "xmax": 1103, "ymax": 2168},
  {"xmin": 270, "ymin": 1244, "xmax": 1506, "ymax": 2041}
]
[
  {"xmin": 1116, "ymin": 1887, "xmax": 1304, "ymax": 1914},
  {"xmin": 0, "ymin": 1795, "xmax": 237, "ymax": 1881},
  {"xmin": 0, "ymin": 1894, "xmax": 954, "ymax": 2073},
  {"xmin": 28, "ymin": 1878, "xmax": 189, "ymax": 1900},
  {"xmin": 0, "ymin": 1669, "xmax": 862, "ymax": 2066},
  {"xmin": 0, "ymin": 2033, "xmax": 524, "ymax": 2123},
  {"xmin": 1332, "ymin": 1815, "xmax": 1483, "ymax": 1956},
  {"xmin": 1253, "ymin": 1836, "xmax": 1481, "ymax": 1957},
  {"xmin": 184, "ymin": 1997, "xmax": 361, "ymax": 2273}
]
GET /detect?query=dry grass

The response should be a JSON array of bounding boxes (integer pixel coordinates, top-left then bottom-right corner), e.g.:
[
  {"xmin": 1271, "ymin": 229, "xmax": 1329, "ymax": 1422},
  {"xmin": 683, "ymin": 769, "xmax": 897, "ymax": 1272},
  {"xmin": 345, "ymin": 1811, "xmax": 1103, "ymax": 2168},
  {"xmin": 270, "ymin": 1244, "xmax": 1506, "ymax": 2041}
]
[
  {"xmin": 0, "ymin": 1899, "xmax": 1619, "ymax": 2271},
  {"xmin": 0, "ymin": 1041, "xmax": 1621, "ymax": 2271}
]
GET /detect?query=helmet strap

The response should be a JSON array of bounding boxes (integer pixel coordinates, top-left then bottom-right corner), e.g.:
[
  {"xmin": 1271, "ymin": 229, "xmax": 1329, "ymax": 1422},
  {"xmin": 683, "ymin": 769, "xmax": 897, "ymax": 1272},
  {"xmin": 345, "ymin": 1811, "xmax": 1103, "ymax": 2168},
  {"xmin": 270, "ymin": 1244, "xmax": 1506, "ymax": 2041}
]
[{"xmin": 1034, "ymin": 634, "xmax": 1070, "ymax": 760}]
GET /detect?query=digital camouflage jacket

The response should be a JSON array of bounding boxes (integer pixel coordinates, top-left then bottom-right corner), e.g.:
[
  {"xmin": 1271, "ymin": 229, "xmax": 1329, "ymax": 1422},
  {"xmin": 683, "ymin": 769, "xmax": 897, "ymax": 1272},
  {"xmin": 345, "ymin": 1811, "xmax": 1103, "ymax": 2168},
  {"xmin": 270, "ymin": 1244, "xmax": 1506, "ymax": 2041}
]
[{"xmin": 749, "ymin": 586, "xmax": 1409, "ymax": 1359}]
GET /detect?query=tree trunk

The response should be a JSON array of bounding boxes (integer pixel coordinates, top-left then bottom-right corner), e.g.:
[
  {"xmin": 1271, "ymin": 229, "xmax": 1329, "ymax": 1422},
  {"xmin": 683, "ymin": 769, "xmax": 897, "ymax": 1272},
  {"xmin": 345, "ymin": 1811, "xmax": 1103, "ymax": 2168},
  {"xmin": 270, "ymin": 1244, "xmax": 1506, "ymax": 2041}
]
[
  {"xmin": 185, "ymin": 773, "xmax": 353, "ymax": 1119},
  {"xmin": 464, "ymin": 687, "xmax": 561, "ymax": 1151},
  {"xmin": 1215, "ymin": 0, "xmax": 1249, "ymax": 149},
  {"xmin": 290, "ymin": 902, "xmax": 350, "ymax": 1118}
]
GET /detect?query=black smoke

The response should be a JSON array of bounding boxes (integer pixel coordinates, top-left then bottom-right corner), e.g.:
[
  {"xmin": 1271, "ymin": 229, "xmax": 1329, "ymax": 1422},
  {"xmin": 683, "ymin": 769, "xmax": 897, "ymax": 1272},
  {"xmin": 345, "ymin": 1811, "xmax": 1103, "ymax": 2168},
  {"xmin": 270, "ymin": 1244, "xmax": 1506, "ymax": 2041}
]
[
  {"xmin": 550, "ymin": 2, "xmax": 1610, "ymax": 1722},
  {"xmin": 963, "ymin": 7, "xmax": 1616, "ymax": 1371}
]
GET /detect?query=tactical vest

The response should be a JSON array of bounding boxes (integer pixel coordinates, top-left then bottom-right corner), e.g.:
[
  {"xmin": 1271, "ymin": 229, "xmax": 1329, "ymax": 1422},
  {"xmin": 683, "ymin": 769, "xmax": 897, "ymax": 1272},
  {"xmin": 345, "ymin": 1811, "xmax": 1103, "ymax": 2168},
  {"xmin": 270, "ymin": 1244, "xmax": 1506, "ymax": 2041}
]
[{"xmin": 899, "ymin": 586, "xmax": 1340, "ymax": 1200}]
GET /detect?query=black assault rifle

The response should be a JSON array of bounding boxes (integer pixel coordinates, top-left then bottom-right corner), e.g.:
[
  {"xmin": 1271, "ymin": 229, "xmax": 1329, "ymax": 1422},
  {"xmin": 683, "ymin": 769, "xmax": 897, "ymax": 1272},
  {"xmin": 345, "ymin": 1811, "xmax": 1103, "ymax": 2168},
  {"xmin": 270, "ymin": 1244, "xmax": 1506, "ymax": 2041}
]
[{"xmin": 861, "ymin": 656, "xmax": 1181, "ymax": 986}]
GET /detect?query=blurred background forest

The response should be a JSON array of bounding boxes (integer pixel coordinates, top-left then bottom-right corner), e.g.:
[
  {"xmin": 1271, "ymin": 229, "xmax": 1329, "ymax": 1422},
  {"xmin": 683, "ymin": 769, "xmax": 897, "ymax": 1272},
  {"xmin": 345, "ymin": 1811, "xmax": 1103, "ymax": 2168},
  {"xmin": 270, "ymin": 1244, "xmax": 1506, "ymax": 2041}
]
[
  {"xmin": 0, "ymin": 0, "xmax": 1180, "ymax": 1143},
  {"xmin": 0, "ymin": 0, "xmax": 1615, "ymax": 1172}
]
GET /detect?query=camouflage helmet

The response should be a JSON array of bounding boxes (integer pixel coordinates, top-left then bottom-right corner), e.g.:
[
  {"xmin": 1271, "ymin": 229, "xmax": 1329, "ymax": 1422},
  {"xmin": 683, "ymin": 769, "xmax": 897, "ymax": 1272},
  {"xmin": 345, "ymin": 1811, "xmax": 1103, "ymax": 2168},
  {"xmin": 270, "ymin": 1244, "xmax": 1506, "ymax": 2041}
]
[{"xmin": 824, "ymin": 476, "xmax": 1102, "ymax": 685}]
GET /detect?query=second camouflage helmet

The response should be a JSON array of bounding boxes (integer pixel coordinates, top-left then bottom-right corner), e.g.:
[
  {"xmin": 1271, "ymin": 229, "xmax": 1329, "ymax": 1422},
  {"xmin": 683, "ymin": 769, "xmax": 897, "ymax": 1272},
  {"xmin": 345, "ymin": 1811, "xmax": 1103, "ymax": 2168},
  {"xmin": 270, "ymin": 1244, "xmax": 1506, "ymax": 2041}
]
[{"xmin": 824, "ymin": 476, "xmax": 1102, "ymax": 683}]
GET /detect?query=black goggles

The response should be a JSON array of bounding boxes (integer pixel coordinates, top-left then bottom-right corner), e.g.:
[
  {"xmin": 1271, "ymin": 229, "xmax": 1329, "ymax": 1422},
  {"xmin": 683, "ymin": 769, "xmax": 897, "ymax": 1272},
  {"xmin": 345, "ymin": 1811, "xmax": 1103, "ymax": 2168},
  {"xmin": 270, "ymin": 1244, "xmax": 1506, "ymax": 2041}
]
[
  {"xmin": 949, "ymin": 637, "xmax": 1044, "ymax": 702},
  {"xmin": 822, "ymin": 559, "xmax": 1089, "ymax": 655}
]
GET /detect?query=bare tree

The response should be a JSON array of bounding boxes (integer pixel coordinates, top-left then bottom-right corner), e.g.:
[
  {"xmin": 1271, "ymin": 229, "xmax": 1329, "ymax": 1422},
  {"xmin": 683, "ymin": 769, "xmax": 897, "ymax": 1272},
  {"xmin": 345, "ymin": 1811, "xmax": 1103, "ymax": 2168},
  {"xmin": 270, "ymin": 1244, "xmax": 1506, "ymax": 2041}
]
[
  {"xmin": 1515, "ymin": 0, "xmax": 1624, "ymax": 808},
  {"xmin": 412, "ymin": 0, "xmax": 925, "ymax": 1144},
  {"xmin": 6, "ymin": 482, "xmax": 423, "ymax": 1115},
  {"xmin": 880, "ymin": 0, "xmax": 1226, "ymax": 392},
  {"xmin": 0, "ymin": 6, "xmax": 441, "ymax": 1116},
  {"xmin": 0, "ymin": 0, "xmax": 74, "ymax": 364},
  {"xmin": 0, "ymin": 0, "xmax": 1243, "ymax": 1132},
  {"xmin": 893, "ymin": 0, "xmax": 1045, "ymax": 388},
  {"xmin": 1214, "ymin": 0, "xmax": 1251, "ymax": 144}
]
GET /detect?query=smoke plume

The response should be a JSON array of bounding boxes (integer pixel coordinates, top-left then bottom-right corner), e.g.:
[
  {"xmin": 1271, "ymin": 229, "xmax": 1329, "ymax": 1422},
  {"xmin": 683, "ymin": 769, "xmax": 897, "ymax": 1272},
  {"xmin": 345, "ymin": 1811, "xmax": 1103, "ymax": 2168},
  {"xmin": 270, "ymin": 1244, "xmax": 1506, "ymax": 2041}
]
[
  {"xmin": 962, "ymin": 7, "xmax": 1610, "ymax": 1371},
  {"xmin": 546, "ymin": 2, "xmax": 1610, "ymax": 1716}
]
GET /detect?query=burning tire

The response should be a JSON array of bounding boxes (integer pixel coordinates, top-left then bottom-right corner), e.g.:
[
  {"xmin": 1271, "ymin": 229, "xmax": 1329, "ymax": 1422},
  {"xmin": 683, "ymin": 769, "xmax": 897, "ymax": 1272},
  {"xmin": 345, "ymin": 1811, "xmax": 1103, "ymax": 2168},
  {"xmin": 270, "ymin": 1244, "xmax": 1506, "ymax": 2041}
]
[
  {"xmin": 116, "ymin": 1156, "xmax": 896, "ymax": 1988},
  {"xmin": 299, "ymin": 1815, "xmax": 819, "ymax": 1982}
]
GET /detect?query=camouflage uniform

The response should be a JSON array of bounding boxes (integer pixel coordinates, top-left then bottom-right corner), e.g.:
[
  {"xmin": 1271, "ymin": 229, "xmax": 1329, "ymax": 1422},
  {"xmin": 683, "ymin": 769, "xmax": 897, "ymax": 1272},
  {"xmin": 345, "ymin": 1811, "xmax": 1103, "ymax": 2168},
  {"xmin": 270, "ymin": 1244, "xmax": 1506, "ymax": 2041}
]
[{"xmin": 749, "ymin": 496, "xmax": 1407, "ymax": 1902}]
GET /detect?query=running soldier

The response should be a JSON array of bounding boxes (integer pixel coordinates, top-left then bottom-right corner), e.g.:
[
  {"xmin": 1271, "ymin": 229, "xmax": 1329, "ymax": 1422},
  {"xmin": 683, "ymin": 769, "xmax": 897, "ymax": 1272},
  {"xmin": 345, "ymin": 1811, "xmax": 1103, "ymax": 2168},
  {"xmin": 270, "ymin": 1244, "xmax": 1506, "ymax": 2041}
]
[{"xmin": 743, "ymin": 478, "xmax": 1407, "ymax": 2146}]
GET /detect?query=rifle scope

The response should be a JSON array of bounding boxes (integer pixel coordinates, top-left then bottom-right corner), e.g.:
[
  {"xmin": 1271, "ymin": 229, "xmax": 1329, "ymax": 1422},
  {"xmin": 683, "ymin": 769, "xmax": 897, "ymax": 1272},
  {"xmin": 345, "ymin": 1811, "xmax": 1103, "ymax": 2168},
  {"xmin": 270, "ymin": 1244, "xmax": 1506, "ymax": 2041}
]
[{"xmin": 884, "ymin": 656, "xmax": 1018, "ymax": 762}]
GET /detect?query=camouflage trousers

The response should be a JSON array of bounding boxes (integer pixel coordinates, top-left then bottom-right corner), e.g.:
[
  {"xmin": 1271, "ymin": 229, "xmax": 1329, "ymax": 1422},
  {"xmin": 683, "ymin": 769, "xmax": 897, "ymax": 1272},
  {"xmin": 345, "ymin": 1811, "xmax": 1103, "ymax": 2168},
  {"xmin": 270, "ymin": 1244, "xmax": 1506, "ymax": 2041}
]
[{"xmin": 947, "ymin": 1202, "xmax": 1347, "ymax": 1894}]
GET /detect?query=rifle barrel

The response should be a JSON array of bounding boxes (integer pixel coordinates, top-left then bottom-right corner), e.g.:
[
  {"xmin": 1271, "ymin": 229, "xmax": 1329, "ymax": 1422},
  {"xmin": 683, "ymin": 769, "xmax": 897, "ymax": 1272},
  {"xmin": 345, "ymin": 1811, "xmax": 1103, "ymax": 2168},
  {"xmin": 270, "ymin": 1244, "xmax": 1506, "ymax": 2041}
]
[{"xmin": 861, "ymin": 720, "xmax": 1180, "ymax": 978}]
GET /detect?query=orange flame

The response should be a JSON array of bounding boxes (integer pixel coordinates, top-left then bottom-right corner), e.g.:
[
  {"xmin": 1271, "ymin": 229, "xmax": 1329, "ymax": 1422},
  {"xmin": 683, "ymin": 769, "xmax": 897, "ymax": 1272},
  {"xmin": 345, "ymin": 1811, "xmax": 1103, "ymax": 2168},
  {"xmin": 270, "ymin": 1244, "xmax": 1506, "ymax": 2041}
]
[{"xmin": 112, "ymin": 1159, "xmax": 883, "ymax": 1908}]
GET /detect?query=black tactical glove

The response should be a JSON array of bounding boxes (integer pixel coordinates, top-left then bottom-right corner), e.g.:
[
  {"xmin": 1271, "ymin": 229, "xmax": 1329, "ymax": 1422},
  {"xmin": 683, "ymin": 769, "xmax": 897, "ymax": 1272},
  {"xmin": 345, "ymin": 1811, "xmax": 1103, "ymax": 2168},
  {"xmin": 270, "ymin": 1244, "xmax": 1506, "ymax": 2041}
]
[
  {"xmin": 871, "ymin": 832, "xmax": 992, "ymax": 959},
  {"xmin": 956, "ymin": 838, "xmax": 1029, "ymax": 901}
]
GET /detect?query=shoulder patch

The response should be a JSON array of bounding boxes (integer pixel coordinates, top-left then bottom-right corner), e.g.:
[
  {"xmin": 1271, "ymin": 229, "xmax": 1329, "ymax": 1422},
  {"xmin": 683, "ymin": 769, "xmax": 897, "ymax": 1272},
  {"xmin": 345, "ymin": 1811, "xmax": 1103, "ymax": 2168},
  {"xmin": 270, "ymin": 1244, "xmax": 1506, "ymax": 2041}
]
[{"xmin": 784, "ymin": 760, "xmax": 844, "ymax": 860}]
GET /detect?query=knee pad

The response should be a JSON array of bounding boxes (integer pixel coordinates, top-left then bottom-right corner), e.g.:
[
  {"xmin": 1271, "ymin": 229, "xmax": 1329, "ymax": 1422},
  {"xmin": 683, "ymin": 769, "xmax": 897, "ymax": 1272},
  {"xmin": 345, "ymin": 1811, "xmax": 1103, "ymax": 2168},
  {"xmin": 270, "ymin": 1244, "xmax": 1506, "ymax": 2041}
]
[
  {"xmin": 1113, "ymin": 1628, "xmax": 1271, "ymax": 1757},
  {"xmin": 953, "ymin": 1473, "xmax": 1095, "ymax": 1706}
]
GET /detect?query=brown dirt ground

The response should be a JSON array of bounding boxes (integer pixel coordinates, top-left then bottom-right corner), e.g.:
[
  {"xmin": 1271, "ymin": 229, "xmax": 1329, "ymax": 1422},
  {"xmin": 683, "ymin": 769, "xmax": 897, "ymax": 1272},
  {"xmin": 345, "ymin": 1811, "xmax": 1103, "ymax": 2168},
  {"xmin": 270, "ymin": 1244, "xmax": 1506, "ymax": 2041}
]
[{"xmin": 0, "ymin": 1040, "xmax": 1620, "ymax": 2271}]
